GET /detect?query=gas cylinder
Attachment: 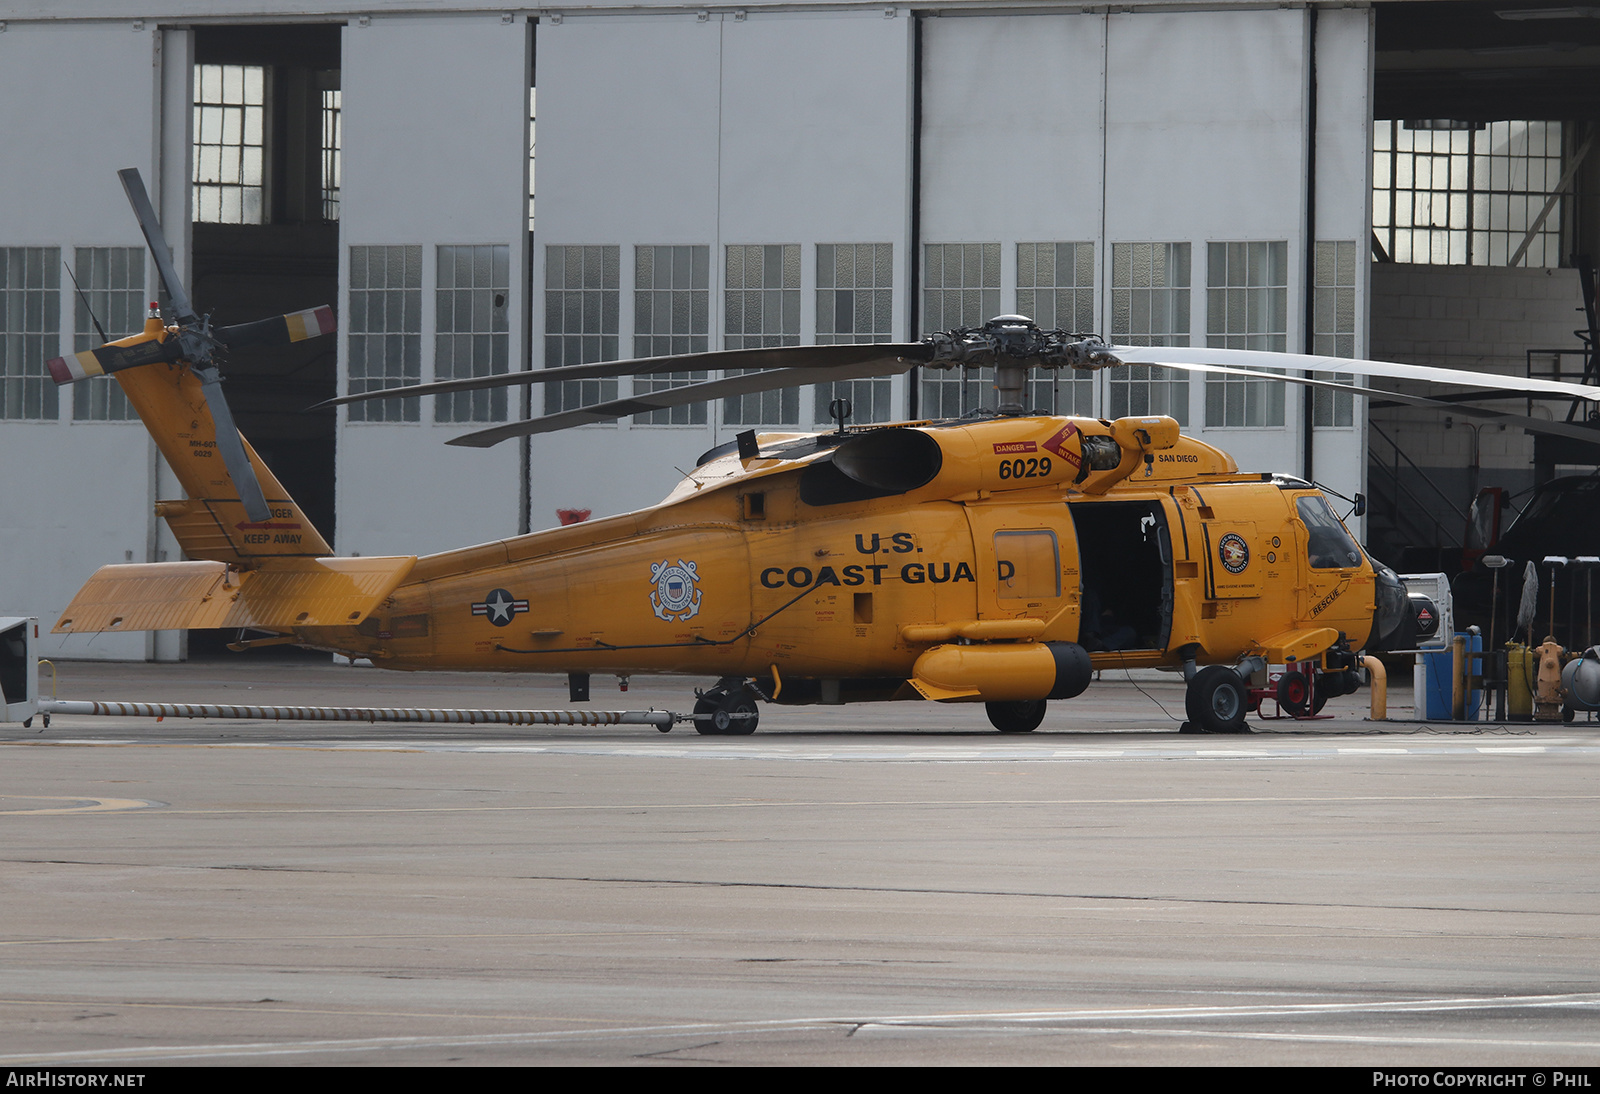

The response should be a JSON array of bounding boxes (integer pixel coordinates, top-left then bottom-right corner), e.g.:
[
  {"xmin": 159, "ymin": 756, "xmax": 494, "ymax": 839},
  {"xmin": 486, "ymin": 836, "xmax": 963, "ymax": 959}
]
[{"xmin": 1506, "ymin": 643, "xmax": 1533, "ymax": 721}]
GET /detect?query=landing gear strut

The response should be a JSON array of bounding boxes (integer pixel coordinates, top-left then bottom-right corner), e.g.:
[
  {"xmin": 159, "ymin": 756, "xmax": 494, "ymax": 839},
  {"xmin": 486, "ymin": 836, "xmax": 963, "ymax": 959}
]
[{"xmin": 693, "ymin": 677, "xmax": 761, "ymax": 735}]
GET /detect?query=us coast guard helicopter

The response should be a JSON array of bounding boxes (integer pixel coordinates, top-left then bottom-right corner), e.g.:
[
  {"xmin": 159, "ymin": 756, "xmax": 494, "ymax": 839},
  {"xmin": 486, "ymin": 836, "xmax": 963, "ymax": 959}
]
[{"xmin": 46, "ymin": 170, "xmax": 1600, "ymax": 734}]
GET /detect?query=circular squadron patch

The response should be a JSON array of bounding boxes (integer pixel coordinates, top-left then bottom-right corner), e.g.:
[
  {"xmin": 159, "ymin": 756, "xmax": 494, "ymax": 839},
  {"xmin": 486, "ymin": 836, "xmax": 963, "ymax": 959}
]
[
  {"xmin": 1218, "ymin": 533, "xmax": 1251, "ymax": 575},
  {"xmin": 650, "ymin": 559, "xmax": 703, "ymax": 622}
]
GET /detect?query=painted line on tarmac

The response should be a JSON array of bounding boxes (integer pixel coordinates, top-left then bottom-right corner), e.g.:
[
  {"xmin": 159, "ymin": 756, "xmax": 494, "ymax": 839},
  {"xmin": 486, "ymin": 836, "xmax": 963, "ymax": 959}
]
[
  {"xmin": 12, "ymin": 737, "xmax": 1600, "ymax": 763},
  {"xmin": 3, "ymin": 991, "xmax": 1597, "ymax": 1063}
]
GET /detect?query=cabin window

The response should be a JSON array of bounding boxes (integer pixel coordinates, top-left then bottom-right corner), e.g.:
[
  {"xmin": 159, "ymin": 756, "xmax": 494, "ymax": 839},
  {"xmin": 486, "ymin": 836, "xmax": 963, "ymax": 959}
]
[
  {"xmin": 1297, "ymin": 494, "xmax": 1364, "ymax": 570},
  {"xmin": 994, "ymin": 530, "xmax": 1061, "ymax": 600}
]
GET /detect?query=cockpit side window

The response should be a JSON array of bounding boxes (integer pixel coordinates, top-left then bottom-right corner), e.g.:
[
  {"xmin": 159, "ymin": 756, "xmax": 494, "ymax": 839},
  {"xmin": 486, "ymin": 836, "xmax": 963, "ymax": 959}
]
[{"xmin": 1296, "ymin": 494, "xmax": 1364, "ymax": 570}]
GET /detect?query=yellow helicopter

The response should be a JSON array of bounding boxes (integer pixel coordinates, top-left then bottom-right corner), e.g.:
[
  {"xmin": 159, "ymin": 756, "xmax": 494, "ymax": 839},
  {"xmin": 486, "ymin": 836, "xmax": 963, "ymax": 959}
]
[{"xmin": 47, "ymin": 170, "xmax": 1600, "ymax": 734}]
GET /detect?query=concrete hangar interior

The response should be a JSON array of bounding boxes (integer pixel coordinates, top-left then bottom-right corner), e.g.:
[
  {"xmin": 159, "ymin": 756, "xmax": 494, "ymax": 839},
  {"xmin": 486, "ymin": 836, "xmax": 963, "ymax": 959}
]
[{"xmin": 0, "ymin": 0, "xmax": 1594, "ymax": 661}]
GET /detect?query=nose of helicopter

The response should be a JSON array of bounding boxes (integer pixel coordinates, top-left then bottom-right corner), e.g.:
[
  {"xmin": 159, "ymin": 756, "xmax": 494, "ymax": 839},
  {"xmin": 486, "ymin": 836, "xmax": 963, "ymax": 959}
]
[{"xmin": 1367, "ymin": 560, "xmax": 1410, "ymax": 653}]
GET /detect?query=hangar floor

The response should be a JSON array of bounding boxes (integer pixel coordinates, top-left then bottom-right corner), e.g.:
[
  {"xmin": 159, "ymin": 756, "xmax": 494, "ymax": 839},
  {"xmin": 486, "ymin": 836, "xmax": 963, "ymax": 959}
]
[{"xmin": 0, "ymin": 662, "xmax": 1596, "ymax": 1066}]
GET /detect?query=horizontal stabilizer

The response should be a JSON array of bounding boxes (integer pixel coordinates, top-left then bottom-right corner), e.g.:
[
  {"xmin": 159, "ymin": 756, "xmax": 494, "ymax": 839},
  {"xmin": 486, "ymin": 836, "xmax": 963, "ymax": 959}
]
[{"xmin": 54, "ymin": 556, "xmax": 416, "ymax": 634}]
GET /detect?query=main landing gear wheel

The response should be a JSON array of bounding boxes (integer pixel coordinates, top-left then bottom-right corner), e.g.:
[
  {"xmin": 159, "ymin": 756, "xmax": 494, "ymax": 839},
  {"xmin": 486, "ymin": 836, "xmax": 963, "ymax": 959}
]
[
  {"xmin": 1185, "ymin": 665, "xmax": 1250, "ymax": 734},
  {"xmin": 986, "ymin": 699, "xmax": 1047, "ymax": 733},
  {"xmin": 693, "ymin": 679, "xmax": 760, "ymax": 736}
]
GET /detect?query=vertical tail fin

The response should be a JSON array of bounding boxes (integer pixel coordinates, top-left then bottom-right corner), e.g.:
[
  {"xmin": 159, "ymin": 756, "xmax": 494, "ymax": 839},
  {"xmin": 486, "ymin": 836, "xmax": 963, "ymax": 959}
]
[{"xmin": 49, "ymin": 316, "xmax": 333, "ymax": 565}]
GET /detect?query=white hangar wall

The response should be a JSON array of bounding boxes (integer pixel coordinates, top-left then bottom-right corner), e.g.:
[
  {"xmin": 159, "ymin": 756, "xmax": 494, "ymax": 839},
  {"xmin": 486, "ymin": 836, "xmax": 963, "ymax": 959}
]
[
  {"xmin": 336, "ymin": 13, "xmax": 530, "ymax": 559},
  {"xmin": 0, "ymin": 21, "xmax": 189, "ymax": 660},
  {"xmin": 525, "ymin": 8, "xmax": 915, "ymax": 527}
]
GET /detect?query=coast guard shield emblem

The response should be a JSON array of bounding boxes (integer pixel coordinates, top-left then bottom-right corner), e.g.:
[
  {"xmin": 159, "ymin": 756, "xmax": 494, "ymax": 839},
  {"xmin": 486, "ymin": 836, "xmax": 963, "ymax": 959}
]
[{"xmin": 650, "ymin": 559, "xmax": 703, "ymax": 622}]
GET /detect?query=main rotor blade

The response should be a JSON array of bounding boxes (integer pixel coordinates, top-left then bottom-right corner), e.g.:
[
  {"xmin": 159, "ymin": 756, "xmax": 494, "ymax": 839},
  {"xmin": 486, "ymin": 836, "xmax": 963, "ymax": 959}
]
[
  {"xmin": 447, "ymin": 355, "xmax": 916, "ymax": 448},
  {"xmin": 193, "ymin": 365, "xmax": 271, "ymax": 523},
  {"xmin": 117, "ymin": 168, "xmax": 197, "ymax": 323},
  {"xmin": 216, "ymin": 306, "xmax": 337, "ymax": 351},
  {"xmin": 314, "ymin": 341, "xmax": 931, "ymax": 410},
  {"xmin": 1140, "ymin": 359, "xmax": 1600, "ymax": 445},
  {"xmin": 1114, "ymin": 345, "xmax": 1600, "ymax": 404}
]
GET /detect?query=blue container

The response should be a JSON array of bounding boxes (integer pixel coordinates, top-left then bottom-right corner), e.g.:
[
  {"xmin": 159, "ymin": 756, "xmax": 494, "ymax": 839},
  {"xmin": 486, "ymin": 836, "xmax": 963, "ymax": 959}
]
[{"xmin": 1422, "ymin": 633, "xmax": 1483, "ymax": 720}]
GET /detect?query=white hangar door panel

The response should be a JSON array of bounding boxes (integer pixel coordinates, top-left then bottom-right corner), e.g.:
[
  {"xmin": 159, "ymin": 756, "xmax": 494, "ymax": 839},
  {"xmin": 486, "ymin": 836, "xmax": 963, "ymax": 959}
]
[
  {"xmin": 917, "ymin": 12, "xmax": 1108, "ymax": 422},
  {"xmin": 527, "ymin": 14, "xmax": 723, "ymax": 529},
  {"xmin": 337, "ymin": 15, "xmax": 530, "ymax": 558},
  {"xmin": 0, "ymin": 22, "xmax": 175, "ymax": 660},
  {"xmin": 1103, "ymin": 8, "xmax": 1310, "ymax": 481},
  {"xmin": 1304, "ymin": 8, "xmax": 1374, "ymax": 539},
  {"xmin": 919, "ymin": 13, "xmax": 1105, "ymax": 250}
]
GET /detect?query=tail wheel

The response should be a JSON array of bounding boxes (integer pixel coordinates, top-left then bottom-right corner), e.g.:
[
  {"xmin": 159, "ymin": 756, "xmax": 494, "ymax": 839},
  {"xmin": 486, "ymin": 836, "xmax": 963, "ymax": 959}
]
[
  {"xmin": 1186, "ymin": 665, "xmax": 1250, "ymax": 734},
  {"xmin": 693, "ymin": 684, "xmax": 760, "ymax": 735},
  {"xmin": 986, "ymin": 699, "xmax": 1047, "ymax": 733},
  {"xmin": 1277, "ymin": 670, "xmax": 1311, "ymax": 717}
]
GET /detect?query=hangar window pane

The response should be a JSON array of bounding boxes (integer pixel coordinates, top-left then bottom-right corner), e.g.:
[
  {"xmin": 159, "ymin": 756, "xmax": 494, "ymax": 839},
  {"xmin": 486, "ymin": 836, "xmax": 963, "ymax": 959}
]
[
  {"xmin": 71, "ymin": 247, "xmax": 145, "ymax": 422},
  {"xmin": 921, "ymin": 242, "xmax": 1001, "ymax": 420},
  {"xmin": 816, "ymin": 243, "xmax": 894, "ymax": 425},
  {"xmin": 0, "ymin": 247, "xmax": 60, "ymax": 421},
  {"xmin": 435, "ymin": 245, "xmax": 511, "ymax": 423},
  {"xmin": 1017, "ymin": 242, "xmax": 1096, "ymax": 417},
  {"xmin": 723, "ymin": 244, "xmax": 800, "ymax": 426},
  {"xmin": 347, "ymin": 245, "xmax": 421, "ymax": 422},
  {"xmin": 537, "ymin": 89, "xmax": 544, "ymax": 233},
  {"xmin": 1312, "ymin": 240, "xmax": 1358, "ymax": 429},
  {"xmin": 193, "ymin": 64, "xmax": 267, "ymax": 225},
  {"xmin": 1109, "ymin": 242, "xmax": 1190, "ymax": 426},
  {"xmin": 321, "ymin": 88, "xmax": 341, "ymax": 222},
  {"xmin": 544, "ymin": 245, "xmax": 619, "ymax": 415},
  {"xmin": 632, "ymin": 245, "xmax": 710, "ymax": 426},
  {"xmin": 1374, "ymin": 120, "xmax": 1566, "ymax": 268},
  {"xmin": 1204, "ymin": 241, "xmax": 1286, "ymax": 428}
]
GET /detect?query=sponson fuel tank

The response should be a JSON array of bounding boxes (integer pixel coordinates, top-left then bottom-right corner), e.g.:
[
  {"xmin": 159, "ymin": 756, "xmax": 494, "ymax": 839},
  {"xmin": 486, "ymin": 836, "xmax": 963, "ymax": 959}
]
[{"xmin": 909, "ymin": 641, "xmax": 1093, "ymax": 702}]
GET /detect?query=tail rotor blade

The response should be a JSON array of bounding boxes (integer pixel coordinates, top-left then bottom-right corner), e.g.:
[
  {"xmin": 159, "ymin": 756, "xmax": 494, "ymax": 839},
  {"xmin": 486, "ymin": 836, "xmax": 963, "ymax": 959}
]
[
  {"xmin": 47, "ymin": 337, "xmax": 186, "ymax": 385},
  {"xmin": 117, "ymin": 167, "xmax": 197, "ymax": 323},
  {"xmin": 194, "ymin": 366, "xmax": 271, "ymax": 523},
  {"xmin": 216, "ymin": 306, "xmax": 337, "ymax": 350}
]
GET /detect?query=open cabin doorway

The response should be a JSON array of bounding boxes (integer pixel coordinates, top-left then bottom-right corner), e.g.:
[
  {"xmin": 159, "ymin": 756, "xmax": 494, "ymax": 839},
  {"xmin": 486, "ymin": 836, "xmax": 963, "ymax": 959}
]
[{"xmin": 1068, "ymin": 499, "xmax": 1173, "ymax": 653}]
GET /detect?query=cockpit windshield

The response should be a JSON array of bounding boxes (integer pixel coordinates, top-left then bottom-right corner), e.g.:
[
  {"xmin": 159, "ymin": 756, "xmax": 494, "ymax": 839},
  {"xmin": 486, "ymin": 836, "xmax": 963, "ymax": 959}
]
[{"xmin": 1297, "ymin": 494, "xmax": 1364, "ymax": 570}]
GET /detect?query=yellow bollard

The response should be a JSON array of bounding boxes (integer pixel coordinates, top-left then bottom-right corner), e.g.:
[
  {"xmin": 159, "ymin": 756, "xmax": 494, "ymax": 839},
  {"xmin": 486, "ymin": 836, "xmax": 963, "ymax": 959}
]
[
  {"xmin": 1451, "ymin": 634, "xmax": 1466, "ymax": 721},
  {"xmin": 1362, "ymin": 655, "xmax": 1387, "ymax": 721}
]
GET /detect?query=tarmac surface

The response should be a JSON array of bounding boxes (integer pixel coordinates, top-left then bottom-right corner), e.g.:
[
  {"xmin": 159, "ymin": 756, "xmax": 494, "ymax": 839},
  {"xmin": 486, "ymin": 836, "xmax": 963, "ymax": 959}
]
[{"xmin": 1, "ymin": 658, "xmax": 1597, "ymax": 1067}]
